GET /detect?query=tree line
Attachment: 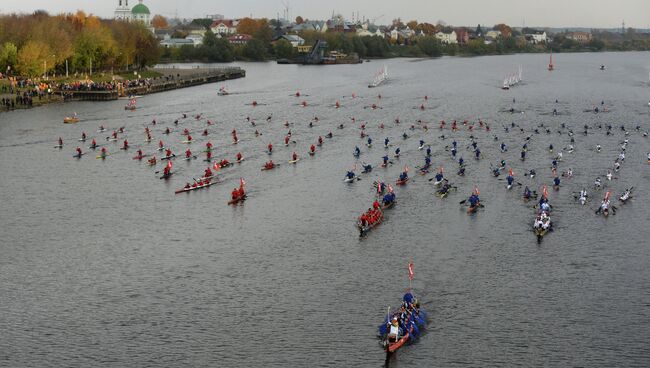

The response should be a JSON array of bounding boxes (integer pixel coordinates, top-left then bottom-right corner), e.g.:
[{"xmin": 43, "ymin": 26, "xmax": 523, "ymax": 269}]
[{"xmin": 0, "ymin": 11, "xmax": 159, "ymax": 77}]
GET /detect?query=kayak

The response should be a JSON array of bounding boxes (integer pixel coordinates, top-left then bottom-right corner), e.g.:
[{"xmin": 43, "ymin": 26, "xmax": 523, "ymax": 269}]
[
  {"xmin": 63, "ymin": 117, "xmax": 79, "ymax": 123},
  {"xmin": 183, "ymin": 155, "xmax": 197, "ymax": 161},
  {"xmin": 506, "ymin": 184, "xmax": 513, "ymax": 190},
  {"xmin": 159, "ymin": 172, "xmax": 174, "ymax": 180},
  {"xmin": 132, "ymin": 155, "xmax": 147, "ymax": 160},
  {"xmin": 72, "ymin": 153, "xmax": 85, "ymax": 158},
  {"xmin": 432, "ymin": 179, "xmax": 443, "ymax": 187},
  {"xmin": 96, "ymin": 154, "xmax": 109, "ymax": 159},
  {"xmin": 288, "ymin": 159, "xmax": 300, "ymax": 164},
  {"xmin": 236, "ymin": 157, "xmax": 245, "ymax": 163},
  {"xmin": 308, "ymin": 151, "xmax": 315, "ymax": 156},
  {"xmin": 396, "ymin": 178, "xmax": 409, "ymax": 185},
  {"xmin": 232, "ymin": 140, "xmax": 240, "ymax": 144},
  {"xmin": 161, "ymin": 154, "xmax": 176, "ymax": 161},
  {"xmin": 175, "ymin": 181, "xmax": 217, "ymax": 194},
  {"xmin": 344, "ymin": 176, "xmax": 357, "ymax": 183},
  {"xmin": 54, "ymin": 145, "xmax": 63, "ymax": 149},
  {"xmin": 228, "ymin": 194, "xmax": 247, "ymax": 205},
  {"xmin": 467, "ymin": 203, "xmax": 480, "ymax": 214},
  {"xmin": 182, "ymin": 140, "xmax": 192, "ymax": 144}
]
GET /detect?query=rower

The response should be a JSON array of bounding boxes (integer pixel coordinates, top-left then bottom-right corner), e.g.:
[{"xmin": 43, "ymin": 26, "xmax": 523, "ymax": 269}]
[
  {"xmin": 184, "ymin": 183, "xmax": 191, "ymax": 189},
  {"xmin": 523, "ymin": 186, "xmax": 532, "ymax": 199},
  {"xmin": 185, "ymin": 149, "xmax": 192, "ymax": 158},
  {"xmin": 204, "ymin": 167, "xmax": 213, "ymax": 180}
]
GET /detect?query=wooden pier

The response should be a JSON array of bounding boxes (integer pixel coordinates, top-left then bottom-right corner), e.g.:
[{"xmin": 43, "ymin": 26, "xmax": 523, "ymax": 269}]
[{"xmin": 56, "ymin": 67, "xmax": 245, "ymax": 101}]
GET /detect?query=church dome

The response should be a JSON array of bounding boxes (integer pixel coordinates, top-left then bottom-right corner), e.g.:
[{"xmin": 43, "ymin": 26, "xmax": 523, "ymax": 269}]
[{"xmin": 132, "ymin": 2, "xmax": 150, "ymax": 15}]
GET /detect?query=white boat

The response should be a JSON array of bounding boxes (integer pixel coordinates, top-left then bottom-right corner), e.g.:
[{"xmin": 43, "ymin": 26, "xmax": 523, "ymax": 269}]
[
  {"xmin": 368, "ymin": 65, "xmax": 388, "ymax": 88},
  {"xmin": 217, "ymin": 86, "xmax": 229, "ymax": 96}
]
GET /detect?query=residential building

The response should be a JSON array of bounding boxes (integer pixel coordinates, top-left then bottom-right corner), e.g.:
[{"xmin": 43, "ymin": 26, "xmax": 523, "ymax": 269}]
[
  {"xmin": 525, "ymin": 30, "xmax": 548, "ymax": 44},
  {"xmin": 210, "ymin": 20, "xmax": 239, "ymax": 35},
  {"xmin": 435, "ymin": 31, "xmax": 458, "ymax": 44},
  {"xmin": 186, "ymin": 34, "xmax": 203, "ymax": 46},
  {"xmin": 566, "ymin": 31, "xmax": 592, "ymax": 43},
  {"xmin": 281, "ymin": 35, "xmax": 305, "ymax": 47},
  {"xmin": 486, "ymin": 30, "xmax": 501, "ymax": 39}
]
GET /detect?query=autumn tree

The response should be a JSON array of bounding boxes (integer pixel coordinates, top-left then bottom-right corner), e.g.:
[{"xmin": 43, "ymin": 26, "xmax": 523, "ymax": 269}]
[
  {"xmin": 406, "ymin": 20, "xmax": 418, "ymax": 30},
  {"xmin": 152, "ymin": 15, "xmax": 168, "ymax": 29},
  {"xmin": 493, "ymin": 23, "xmax": 512, "ymax": 38},
  {"xmin": 17, "ymin": 40, "xmax": 53, "ymax": 76},
  {"xmin": 237, "ymin": 17, "xmax": 259, "ymax": 35},
  {"xmin": 295, "ymin": 16, "xmax": 304, "ymax": 24}
]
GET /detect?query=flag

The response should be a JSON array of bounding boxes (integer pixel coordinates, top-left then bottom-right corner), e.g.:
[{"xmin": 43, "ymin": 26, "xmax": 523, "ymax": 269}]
[
  {"xmin": 542, "ymin": 185, "xmax": 548, "ymax": 199},
  {"xmin": 408, "ymin": 262, "xmax": 414, "ymax": 280},
  {"xmin": 240, "ymin": 177, "xmax": 246, "ymax": 188},
  {"xmin": 604, "ymin": 191, "xmax": 611, "ymax": 201},
  {"xmin": 213, "ymin": 162, "xmax": 220, "ymax": 171},
  {"xmin": 167, "ymin": 160, "xmax": 172, "ymax": 169},
  {"xmin": 508, "ymin": 168, "xmax": 514, "ymax": 177}
]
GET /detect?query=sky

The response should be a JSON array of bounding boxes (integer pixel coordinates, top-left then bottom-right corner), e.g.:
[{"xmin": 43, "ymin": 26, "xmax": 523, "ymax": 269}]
[{"xmin": 0, "ymin": 0, "xmax": 648, "ymax": 29}]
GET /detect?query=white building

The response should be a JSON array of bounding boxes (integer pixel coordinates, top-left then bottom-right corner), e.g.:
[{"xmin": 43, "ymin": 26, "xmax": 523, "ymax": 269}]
[
  {"xmin": 114, "ymin": 0, "xmax": 151, "ymax": 26},
  {"xmin": 435, "ymin": 31, "xmax": 458, "ymax": 44}
]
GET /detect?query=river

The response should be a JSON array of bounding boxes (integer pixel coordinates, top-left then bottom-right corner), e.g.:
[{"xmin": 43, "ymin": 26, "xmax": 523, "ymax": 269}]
[{"xmin": 1, "ymin": 52, "xmax": 649, "ymax": 367}]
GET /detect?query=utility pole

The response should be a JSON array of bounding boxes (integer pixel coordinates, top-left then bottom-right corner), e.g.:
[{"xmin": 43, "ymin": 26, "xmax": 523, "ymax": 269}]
[{"xmin": 66, "ymin": 59, "xmax": 68, "ymax": 78}]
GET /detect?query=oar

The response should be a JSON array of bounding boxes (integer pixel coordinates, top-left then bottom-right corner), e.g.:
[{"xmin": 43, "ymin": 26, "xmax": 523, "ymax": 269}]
[{"xmin": 459, "ymin": 199, "xmax": 467, "ymax": 205}]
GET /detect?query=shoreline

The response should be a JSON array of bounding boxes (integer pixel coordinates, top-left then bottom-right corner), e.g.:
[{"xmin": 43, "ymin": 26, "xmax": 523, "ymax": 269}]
[{"xmin": 0, "ymin": 67, "xmax": 245, "ymax": 113}]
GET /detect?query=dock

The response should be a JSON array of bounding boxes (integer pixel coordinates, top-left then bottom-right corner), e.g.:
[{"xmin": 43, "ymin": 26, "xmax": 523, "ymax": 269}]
[{"xmin": 56, "ymin": 67, "xmax": 245, "ymax": 101}]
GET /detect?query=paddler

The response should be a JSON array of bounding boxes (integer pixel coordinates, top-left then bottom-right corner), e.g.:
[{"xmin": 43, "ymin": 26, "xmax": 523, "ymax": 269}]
[
  {"xmin": 164, "ymin": 127, "xmax": 171, "ymax": 134},
  {"xmin": 165, "ymin": 148, "xmax": 172, "ymax": 158},
  {"xmin": 346, "ymin": 171, "xmax": 356, "ymax": 180},
  {"xmin": 382, "ymin": 155, "xmax": 389, "ymax": 167},
  {"xmin": 426, "ymin": 146, "xmax": 432, "ymax": 157},
  {"xmin": 434, "ymin": 171, "xmax": 444, "ymax": 184},
  {"xmin": 202, "ymin": 129, "xmax": 208, "ymax": 136},
  {"xmin": 326, "ymin": 131, "xmax": 333, "ymax": 138},
  {"xmin": 474, "ymin": 148, "xmax": 481, "ymax": 159},
  {"xmin": 264, "ymin": 160, "xmax": 275, "ymax": 170},
  {"xmin": 458, "ymin": 157, "xmax": 464, "ymax": 167},
  {"xmin": 309, "ymin": 145, "xmax": 316, "ymax": 154},
  {"xmin": 468, "ymin": 192, "xmax": 480, "ymax": 208},
  {"xmin": 606, "ymin": 171, "xmax": 613, "ymax": 181},
  {"xmin": 284, "ymin": 136, "xmax": 290, "ymax": 145},
  {"xmin": 384, "ymin": 137, "xmax": 390, "ymax": 147},
  {"xmin": 206, "ymin": 151, "xmax": 212, "ymax": 161},
  {"xmin": 185, "ymin": 149, "xmax": 192, "ymax": 159},
  {"xmin": 163, "ymin": 165, "xmax": 171, "ymax": 178},
  {"xmin": 457, "ymin": 166, "xmax": 466, "ymax": 176},
  {"xmin": 111, "ymin": 131, "xmax": 118, "ymax": 140},
  {"xmin": 184, "ymin": 183, "xmax": 191, "ymax": 189},
  {"xmin": 220, "ymin": 159, "xmax": 230, "ymax": 167},
  {"xmin": 292, "ymin": 152, "xmax": 298, "ymax": 161},
  {"xmin": 231, "ymin": 187, "xmax": 240, "ymax": 200},
  {"xmin": 367, "ymin": 137, "xmax": 373, "ymax": 146},
  {"xmin": 318, "ymin": 136, "xmax": 323, "ymax": 146},
  {"xmin": 354, "ymin": 146, "xmax": 361, "ymax": 157},
  {"xmin": 136, "ymin": 149, "xmax": 143, "ymax": 158},
  {"xmin": 398, "ymin": 170, "xmax": 408, "ymax": 182},
  {"xmin": 395, "ymin": 147, "xmax": 401, "ymax": 157},
  {"xmin": 362, "ymin": 163, "xmax": 372, "ymax": 173},
  {"xmin": 183, "ymin": 128, "xmax": 189, "ymax": 136},
  {"xmin": 122, "ymin": 139, "xmax": 129, "ymax": 150},
  {"xmin": 523, "ymin": 186, "xmax": 532, "ymax": 199},
  {"xmin": 268, "ymin": 143, "xmax": 273, "ymax": 153},
  {"xmin": 159, "ymin": 140, "xmax": 164, "ymax": 150},
  {"xmin": 383, "ymin": 191, "xmax": 395, "ymax": 205},
  {"xmin": 500, "ymin": 143, "xmax": 507, "ymax": 152},
  {"xmin": 81, "ymin": 132, "xmax": 86, "ymax": 141},
  {"xmin": 186, "ymin": 135, "xmax": 193, "ymax": 143},
  {"xmin": 75, "ymin": 147, "xmax": 82, "ymax": 157},
  {"xmin": 203, "ymin": 167, "xmax": 213, "ymax": 180},
  {"xmin": 506, "ymin": 173, "xmax": 514, "ymax": 188},
  {"xmin": 148, "ymin": 156, "xmax": 156, "ymax": 165},
  {"xmin": 100, "ymin": 147, "xmax": 107, "ymax": 158},
  {"xmin": 236, "ymin": 152, "xmax": 243, "ymax": 162}
]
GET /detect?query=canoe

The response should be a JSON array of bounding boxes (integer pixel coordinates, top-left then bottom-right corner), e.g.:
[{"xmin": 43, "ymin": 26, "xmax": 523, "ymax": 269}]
[
  {"xmin": 228, "ymin": 194, "xmax": 247, "ymax": 205},
  {"xmin": 175, "ymin": 181, "xmax": 217, "ymax": 194}
]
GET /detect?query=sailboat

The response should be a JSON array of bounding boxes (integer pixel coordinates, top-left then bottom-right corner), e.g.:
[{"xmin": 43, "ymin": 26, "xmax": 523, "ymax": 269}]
[
  {"xmin": 548, "ymin": 50, "xmax": 554, "ymax": 71},
  {"xmin": 368, "ymin": 65, "xmax": 388, "ymax": 88}
]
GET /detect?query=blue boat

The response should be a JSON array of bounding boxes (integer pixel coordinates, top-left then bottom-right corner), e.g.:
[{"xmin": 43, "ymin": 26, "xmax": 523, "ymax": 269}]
[{"xmin": 378, "ymin": 292, "xmax": 427, "ymax": 354}]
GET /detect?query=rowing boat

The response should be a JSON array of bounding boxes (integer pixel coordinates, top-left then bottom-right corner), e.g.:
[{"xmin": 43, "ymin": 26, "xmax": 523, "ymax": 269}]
[
  {"xmin": 228, "ymin": 194, "xmax": 247, "ymax": 205},
  {"xmin": 175, "ymin": 181, "xmax": 217, "ymax": 194},
  {"xmin": 379, "ymin": 294, "xmax": 426, "ymax": 355},
  {"xmin": 358, "ymin": 211, "xmax": 383, "ymax": 236}
]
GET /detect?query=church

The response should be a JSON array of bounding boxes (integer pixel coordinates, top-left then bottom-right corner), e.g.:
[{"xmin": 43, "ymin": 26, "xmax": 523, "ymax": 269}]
[{"xmin": 114, "ymin": 0, "xmax": 151, "ymax": 26}]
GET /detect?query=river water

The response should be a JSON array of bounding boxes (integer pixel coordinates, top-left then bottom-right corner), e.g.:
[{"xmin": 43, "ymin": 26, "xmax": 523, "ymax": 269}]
[{"xmin": 1, "ymin": 52, "xmax": 649, "ymax": 367}]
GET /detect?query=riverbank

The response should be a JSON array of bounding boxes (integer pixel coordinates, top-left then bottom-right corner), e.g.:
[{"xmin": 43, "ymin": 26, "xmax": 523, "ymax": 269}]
[{"xmin": 0, "ymin": 66, "xmax": 245, "ymax": 112}]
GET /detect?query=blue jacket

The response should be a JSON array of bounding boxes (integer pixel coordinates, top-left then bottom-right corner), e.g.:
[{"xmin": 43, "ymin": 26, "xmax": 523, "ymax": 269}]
[{"xmin": 507, "ymin": 176, "xmax": 514, "ymax": 185}]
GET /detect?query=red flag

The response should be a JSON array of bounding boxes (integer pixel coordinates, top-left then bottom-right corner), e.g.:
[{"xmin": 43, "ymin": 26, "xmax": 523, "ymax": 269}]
[
  {"xmin": 508, "ymin": 168, "xmax": 514, "ymax": 177},
  {"xmin": 542, "ymin": 185, "xmax": 548, "ymax": 199},
  {"xmin": 408, "ymin": 262, "xmax": 414, "ymax": 280},
  {"xmin": 167, "ymin": 160, "xmax": 172, "ymax": 169}
]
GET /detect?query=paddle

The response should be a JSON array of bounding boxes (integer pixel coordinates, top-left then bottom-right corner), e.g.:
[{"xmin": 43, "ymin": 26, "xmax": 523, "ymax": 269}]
[{"xmin": 459, "ymin": 199, "xmax": 467, "ymax": 205}]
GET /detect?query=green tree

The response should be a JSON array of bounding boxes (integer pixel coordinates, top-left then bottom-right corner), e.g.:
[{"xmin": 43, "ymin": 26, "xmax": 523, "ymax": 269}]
[
  {"xmin": 274, "ymin": 39, "xmax": 294, "ymax": 59},
  {"xmin": 243, "ymin": 39, "xmax": 267, "ymax": 60},
  {"xmin": 417, "ymin": 36, "xmax": 442, "ymax": 57},
  {"xmin": 191, "ymin": 18, "xmax": 213, "ymax": 29},
  {"xmin": 17, "ymin": 40, "xmax": 52, "ymax": 76},
  {"xmin": 203, "ymin": 29, "xmax": 218, "ymax": 47},
  {"xmin": 0, "ymin": 42, "xmax": 18, "ymax": 72}
]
